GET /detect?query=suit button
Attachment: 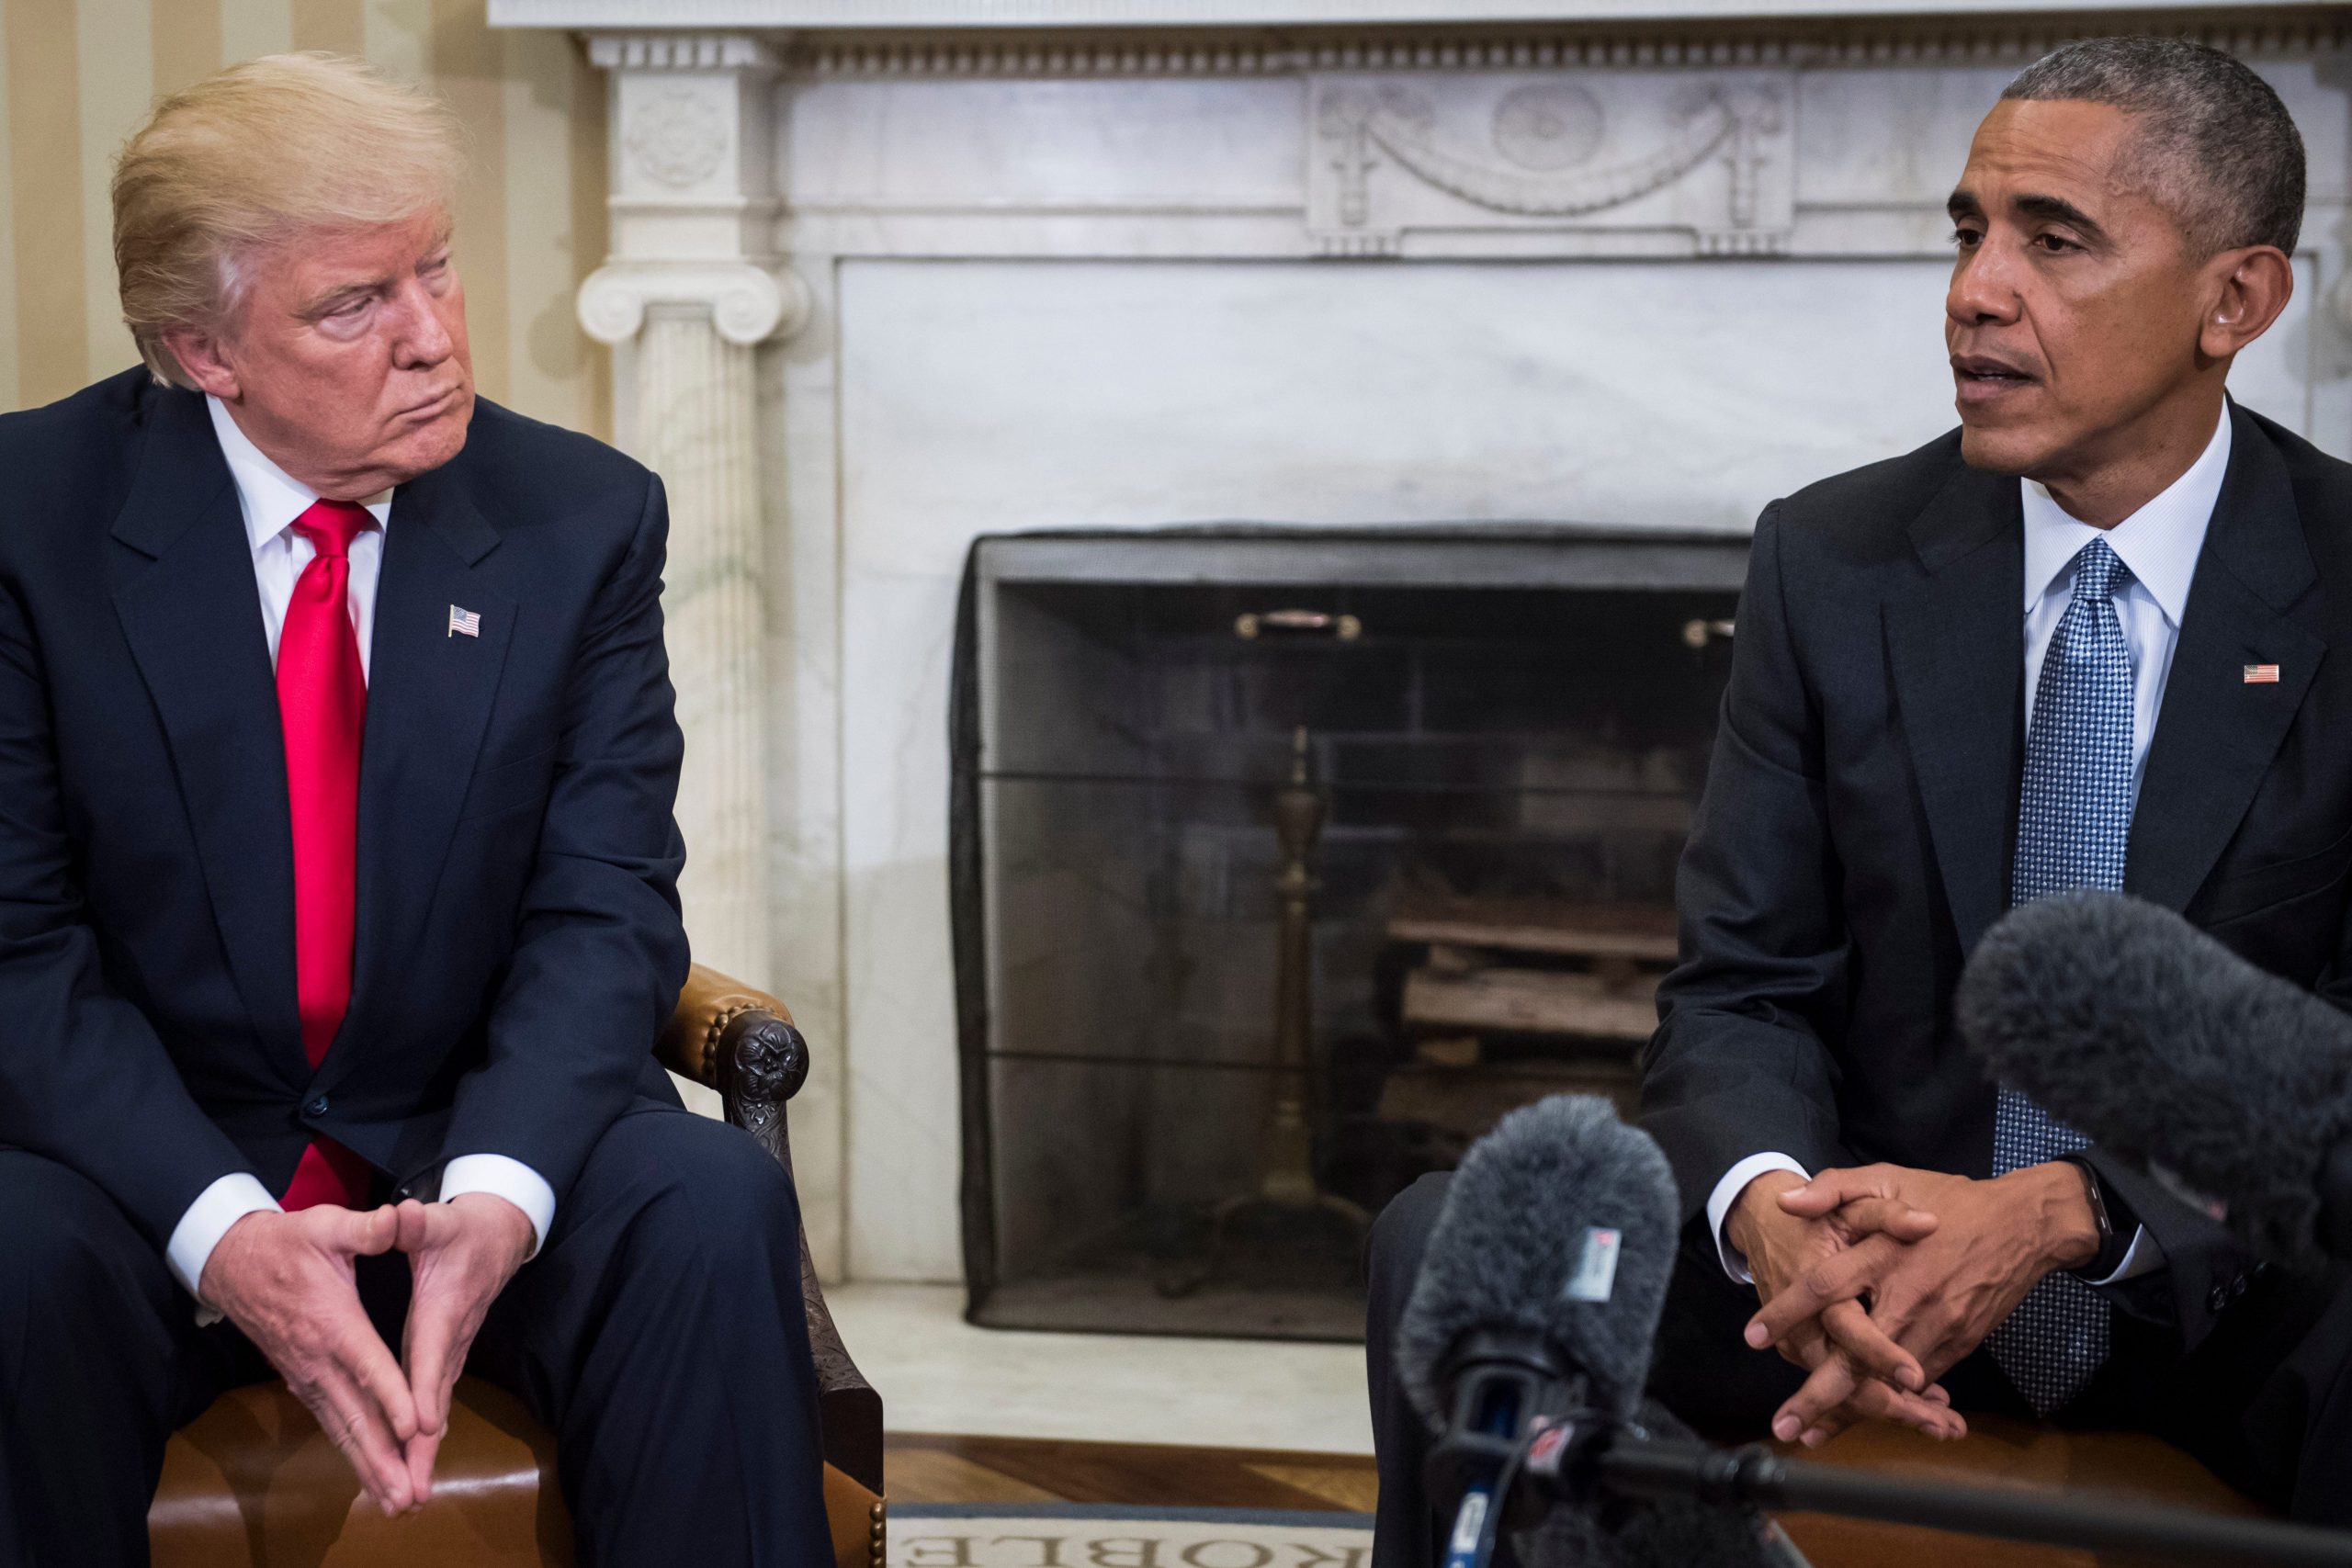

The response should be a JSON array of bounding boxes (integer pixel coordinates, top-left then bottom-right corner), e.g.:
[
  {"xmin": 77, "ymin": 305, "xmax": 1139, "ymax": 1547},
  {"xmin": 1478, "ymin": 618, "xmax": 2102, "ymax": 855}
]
[
  {"xmin": 2208, "ymin": 1282, "xmax": 2231, "ymax": 1314},
  {"xmin": 306, "ymin": 1095, "xmax": 330, "ymax": 1117},
  {"xmin": 2231, "ymin": 1274, "xmax": 2250, "ymax": 1300}
]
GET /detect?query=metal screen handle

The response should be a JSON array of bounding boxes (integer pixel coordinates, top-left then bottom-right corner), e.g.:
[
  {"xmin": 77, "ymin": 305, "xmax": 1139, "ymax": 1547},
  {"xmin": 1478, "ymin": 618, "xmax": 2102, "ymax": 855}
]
[{"xmin": 1236, "ymin": 609, "xmax": 1363, "ymax": 641}]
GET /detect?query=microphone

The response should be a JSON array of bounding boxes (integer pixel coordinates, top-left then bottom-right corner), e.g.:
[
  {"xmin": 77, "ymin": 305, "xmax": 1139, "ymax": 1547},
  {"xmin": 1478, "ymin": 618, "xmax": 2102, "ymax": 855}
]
[
  {"xmin": 1957, "ymin": 891, "xmax": 2352, "ymax": 1264},
  {"xmin": 1396, "ymin": 1095, "xmax": 1775, "ymax": 1567},
  {"xmin": 1393, "ymin": 1090, "xmax": 2352, "ymax": 1567},
  {"xmin": 1397, "ymin": 1095, "xmax": 1677, "ymax": 1427}
]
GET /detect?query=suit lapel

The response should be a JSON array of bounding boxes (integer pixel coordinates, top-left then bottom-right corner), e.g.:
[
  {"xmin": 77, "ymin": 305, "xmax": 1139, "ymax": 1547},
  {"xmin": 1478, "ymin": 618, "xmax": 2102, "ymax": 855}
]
[
  {"xmin": 1883, "ymin": 461, "xmax": 2025, "ymax": 957},
  {"xmin": 109, "ymin": 390, "xmax": 306, "ymax": 1075},
  {"xmin": 2128, "ymin": 407, "xmax": 2324, "ymax": 910},
  {"xmin": 323, "ymin": 464, "xmax": 513, "ymax": 1085}
]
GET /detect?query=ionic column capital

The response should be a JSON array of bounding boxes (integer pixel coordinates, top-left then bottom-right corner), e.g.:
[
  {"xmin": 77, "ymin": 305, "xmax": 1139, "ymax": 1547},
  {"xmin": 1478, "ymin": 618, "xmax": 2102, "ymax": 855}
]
[{"xmin": 577, "ymin": 261, "xmax": 811, "ymax": 347}]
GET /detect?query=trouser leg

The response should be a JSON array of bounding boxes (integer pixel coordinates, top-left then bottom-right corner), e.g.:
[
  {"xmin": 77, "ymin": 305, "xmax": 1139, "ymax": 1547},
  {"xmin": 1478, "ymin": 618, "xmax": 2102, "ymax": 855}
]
[
  {"xmin": 0, "ymin": 1149, "xmax": 245, "ymax": 1568},
  {"xmin": 1645, "ymin": 1232, "xmax": 1810, "ymax": 1442},
  {"xmin": 1366, "ymin": 1172, "xmax": 1453, "ymax": 1568},
  {"xmin": 2101, "ymin": 1257, "xmax": 2352, "ymax": 1524},
  {"xmin": 466, "ymin": 1100, "xmax": 831, "ymax": 1568},
  {"xmin": 2272, "ymin": 1271, "xmax": 2352, "ymax": 1524}
]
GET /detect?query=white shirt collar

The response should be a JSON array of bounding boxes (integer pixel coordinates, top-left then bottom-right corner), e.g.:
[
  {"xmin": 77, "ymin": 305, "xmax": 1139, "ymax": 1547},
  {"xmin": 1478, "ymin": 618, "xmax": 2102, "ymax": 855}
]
[
  {"xmin": 205, "ymin": 395, "xmax": 392, "ymax": 553},
  {"xmin": 2020, "ymin": 405, "xmax": 2232, "ymax": 627}
]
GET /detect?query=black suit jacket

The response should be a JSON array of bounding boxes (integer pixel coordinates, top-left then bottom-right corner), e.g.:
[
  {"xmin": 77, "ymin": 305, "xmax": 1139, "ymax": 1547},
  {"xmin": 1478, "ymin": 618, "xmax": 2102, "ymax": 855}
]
[
  {"xmin": 1642, "ymin": 401, "xmax": 2352, "ymax": 1350},
  {"xmin": 0, "ymin": 370, "xmax": 689, "ymax": 1247}
]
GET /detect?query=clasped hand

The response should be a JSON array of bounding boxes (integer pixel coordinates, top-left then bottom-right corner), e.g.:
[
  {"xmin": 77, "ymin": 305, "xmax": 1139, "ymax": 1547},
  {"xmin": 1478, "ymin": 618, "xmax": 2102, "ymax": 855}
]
[
  {"xmin": 1727, "ymin": 1161, "xmax": 2100, "ymax": 1449},
  {"xmin": 197, "ymin": 1192, "xmax": 536, "ymax": 1515}
]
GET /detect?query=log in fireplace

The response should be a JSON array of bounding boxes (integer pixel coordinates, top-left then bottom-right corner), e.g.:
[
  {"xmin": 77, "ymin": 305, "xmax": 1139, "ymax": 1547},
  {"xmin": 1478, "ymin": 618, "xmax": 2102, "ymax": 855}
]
[{"xmin": 951, "ymin": 526, "xmax": 1745, "ymax": 1338}]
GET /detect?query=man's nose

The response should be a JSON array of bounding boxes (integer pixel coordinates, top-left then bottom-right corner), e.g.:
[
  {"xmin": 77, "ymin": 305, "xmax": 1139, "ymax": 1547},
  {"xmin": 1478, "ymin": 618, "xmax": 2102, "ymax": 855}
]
[
  {"xmin": 390, "ymin": 283, "xmax": 457, "ymax": 368},
  {"xmin": 1947, "ymin": 243, "xmax": 2022, "ymax": 328}
]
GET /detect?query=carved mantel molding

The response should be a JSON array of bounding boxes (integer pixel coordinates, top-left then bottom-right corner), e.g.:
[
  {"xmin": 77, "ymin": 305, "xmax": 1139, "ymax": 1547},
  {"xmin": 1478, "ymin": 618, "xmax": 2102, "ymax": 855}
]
[
  {"xmin": 1311, "ymin": 69, "xmax": 1793, "ymax": 255},
  {"xmin": 492, "ymin": 0, "xmax": 2351, "ymax": 69},
  {"xmin": 789, "ymin": 15, "xmax": 2347, "ymax": 73},
  {"xmin": 527, "ymin": 4, "xmax": 2348, "ymax": 285},
  {"xmin": 586, "ymin": 31, "xmax": 776, "ymax": 72}
]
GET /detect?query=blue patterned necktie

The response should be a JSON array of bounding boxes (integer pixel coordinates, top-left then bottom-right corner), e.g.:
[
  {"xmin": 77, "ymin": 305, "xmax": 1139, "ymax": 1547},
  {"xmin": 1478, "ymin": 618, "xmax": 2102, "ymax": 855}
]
[{"xmin": 1987, "ymin": 536, "xmax": 2132, "ymax": 1416}]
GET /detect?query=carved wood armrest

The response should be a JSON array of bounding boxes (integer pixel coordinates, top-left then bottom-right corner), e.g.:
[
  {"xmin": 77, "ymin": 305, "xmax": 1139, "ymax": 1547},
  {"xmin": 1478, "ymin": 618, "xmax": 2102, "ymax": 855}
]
[
  {"xmin": 656, "ymin": 964, "xmax": 885, "ymax": 1496},
  {"xmin": 657, "ymin": 964, "xmax": 809, "ymax": 1099}
]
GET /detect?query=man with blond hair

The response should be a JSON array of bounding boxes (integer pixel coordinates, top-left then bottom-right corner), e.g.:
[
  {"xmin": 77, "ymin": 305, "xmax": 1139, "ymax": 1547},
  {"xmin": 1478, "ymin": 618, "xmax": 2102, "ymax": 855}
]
[{"xmin": 0, "ymin": 53, "xmax": 829, "ymax": 1564}]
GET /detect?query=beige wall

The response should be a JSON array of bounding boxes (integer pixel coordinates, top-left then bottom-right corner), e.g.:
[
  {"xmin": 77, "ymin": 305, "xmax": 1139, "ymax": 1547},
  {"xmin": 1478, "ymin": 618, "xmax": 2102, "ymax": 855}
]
[{"xmin": 0, "ymin": 0, "xmax": 608, "ymax": 438}]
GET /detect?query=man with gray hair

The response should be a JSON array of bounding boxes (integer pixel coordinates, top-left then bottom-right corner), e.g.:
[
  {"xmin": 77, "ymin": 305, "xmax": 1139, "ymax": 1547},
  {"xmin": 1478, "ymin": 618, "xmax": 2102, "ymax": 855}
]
[
  {"xmin": 1367, "ymin": 35, "xmax": 2352, "ymax": 1563},
  {"xmin": 0, "ymin": 53, "xmax": 830, "ymax": 1564}
]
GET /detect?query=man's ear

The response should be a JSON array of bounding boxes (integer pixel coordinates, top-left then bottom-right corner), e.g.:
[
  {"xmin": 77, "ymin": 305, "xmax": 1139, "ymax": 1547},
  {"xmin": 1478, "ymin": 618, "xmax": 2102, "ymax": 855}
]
[
  {"xmin": 161, "ymin": 327, "xmax": 241, "ymax": 401},
  {"xmin": 2199, "ymin": 245, "xmax": 2296, "ymax": 361}
]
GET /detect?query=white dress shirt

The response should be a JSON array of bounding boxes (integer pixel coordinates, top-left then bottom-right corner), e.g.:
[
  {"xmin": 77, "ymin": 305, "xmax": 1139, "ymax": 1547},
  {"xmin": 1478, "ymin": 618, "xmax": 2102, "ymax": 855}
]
[
  {"xmin": 163, "ymin": 397, "xmax": 556, "ymax": 1313},
  {"xmin": 1707, "ymin": 407, "xmax": 2234, "ymax": 1288}
]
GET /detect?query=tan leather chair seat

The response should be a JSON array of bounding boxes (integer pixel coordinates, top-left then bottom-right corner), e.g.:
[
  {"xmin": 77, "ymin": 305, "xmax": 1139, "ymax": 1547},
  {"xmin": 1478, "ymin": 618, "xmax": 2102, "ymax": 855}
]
[
  {"xmin": 150, "ymin": 1373, "xmax": 880, "ymax": 1568},
  {"xmin": 152, "ymin": 1378, "xmax": 566, "ymax": 1567}
]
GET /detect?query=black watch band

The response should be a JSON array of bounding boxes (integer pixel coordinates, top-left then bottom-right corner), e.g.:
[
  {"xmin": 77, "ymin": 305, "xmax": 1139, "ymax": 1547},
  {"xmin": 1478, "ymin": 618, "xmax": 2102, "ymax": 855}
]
[{"xmin": 2063, "ymin": 1156, "xmax": 2127, "ymax": 1280}]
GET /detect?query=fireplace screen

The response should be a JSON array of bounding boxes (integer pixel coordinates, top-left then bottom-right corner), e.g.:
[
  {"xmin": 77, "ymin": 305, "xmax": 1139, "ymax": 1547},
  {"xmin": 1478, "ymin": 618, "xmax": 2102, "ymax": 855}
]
[{"xmin": 951, "ymin": 528, "xmax": 1746, "ymax": 1339}]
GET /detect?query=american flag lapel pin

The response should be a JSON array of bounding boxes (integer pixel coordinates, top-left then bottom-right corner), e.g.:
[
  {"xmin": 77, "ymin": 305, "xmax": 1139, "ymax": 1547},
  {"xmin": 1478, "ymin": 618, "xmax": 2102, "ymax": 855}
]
[
  {"xmin": 2245, "ymin": 663, "xmax": 2280, "ymax": 684},
  {"xmin": 447, "ymin": 604, "xmax": 481, "ymax": 639}
]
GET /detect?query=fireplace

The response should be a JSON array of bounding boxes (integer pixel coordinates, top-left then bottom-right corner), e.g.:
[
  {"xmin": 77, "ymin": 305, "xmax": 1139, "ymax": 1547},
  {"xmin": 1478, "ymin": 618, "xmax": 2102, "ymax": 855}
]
[
  {"xmin": 951, "ymin": 526, "xmax": 1746, "ymax": 1337},
  {"xmin": 491, "ymin": 0, "xmax": 2348, "ymax": 1292}
]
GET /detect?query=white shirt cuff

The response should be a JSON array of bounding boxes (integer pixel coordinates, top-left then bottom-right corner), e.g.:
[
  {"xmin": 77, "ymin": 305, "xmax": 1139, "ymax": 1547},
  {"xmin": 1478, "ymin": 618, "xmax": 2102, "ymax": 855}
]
[
  {"xmin": 440, "ymin": 1154, "xmax": 556, "ymax": 1259},
  {"xmin": 167, "ymin": 1172, "xmax": 282, "ymax": 1325},
  {"xmin": 2086, "ymin": 1224, "xmax": 2162, "ymax": 1286},
  {"xmin": 1707, "ymin": 1153, "xmax": 1811, "ymax": 1285}
]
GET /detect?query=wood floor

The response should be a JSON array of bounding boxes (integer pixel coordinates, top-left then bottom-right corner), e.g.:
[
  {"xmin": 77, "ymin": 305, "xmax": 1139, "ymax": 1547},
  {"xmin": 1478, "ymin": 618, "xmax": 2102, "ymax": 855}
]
[
  {"xmin": 880, "ymin": 1432, "xmax": 2137, "ymax": 1568},
  {"xmin": 887, "ymin": 1433, "xmax": 1380, "ymax": 1515}
]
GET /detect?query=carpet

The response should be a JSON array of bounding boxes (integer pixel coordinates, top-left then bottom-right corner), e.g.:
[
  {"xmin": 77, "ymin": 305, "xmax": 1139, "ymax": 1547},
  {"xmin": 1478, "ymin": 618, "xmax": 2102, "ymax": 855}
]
[{"xmin": 890, "ymin": 1503, "xmax": 1374, "ymax": 1567}]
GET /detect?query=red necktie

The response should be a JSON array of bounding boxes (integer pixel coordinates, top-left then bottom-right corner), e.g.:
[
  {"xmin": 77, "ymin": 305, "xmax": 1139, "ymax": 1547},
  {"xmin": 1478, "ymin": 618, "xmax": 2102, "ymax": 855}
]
[{"xmin": 277, "ymin": 500, "xmax": 374, "ymax": 1213}]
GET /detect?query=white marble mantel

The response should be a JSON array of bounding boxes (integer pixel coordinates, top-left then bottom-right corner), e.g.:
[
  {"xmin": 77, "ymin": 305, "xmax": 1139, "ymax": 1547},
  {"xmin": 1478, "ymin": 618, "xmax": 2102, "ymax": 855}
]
[{"xmin": 498, "ymin": 0, "xmax": 2352, "ymax": 1284}]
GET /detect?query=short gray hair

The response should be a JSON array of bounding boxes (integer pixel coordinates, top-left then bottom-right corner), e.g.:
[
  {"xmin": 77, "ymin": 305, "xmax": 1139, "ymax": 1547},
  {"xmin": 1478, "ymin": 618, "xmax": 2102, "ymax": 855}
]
[{"xmin": 2002, "ymin": 37, "xmax": 2304, "ymax": 256}]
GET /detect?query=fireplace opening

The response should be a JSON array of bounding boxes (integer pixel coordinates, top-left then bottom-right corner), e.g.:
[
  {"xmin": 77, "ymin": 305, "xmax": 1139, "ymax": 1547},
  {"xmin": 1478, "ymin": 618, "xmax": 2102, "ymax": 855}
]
[{"xmin": 951, "ymin": 528, "xmax": 1745, "ymax": 1339}]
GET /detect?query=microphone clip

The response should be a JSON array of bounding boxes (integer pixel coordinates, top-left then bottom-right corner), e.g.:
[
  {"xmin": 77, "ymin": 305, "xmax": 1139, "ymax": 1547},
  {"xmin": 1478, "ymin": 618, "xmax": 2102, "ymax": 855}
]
[{"xmin": 1424, "ymin": 1330, "xmax": 1585, "ymax": 1562}]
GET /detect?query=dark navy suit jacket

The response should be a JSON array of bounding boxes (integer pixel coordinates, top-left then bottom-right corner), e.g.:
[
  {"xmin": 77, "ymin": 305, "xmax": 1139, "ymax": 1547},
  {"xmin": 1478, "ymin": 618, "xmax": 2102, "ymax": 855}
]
[
  {"xmin": 1643, "ymin": 402, "xmax": 2352, "ymax": 1350},
  {"xmin": 0, "ymin": 369, "xmax": 688, "ymax": 1246}
]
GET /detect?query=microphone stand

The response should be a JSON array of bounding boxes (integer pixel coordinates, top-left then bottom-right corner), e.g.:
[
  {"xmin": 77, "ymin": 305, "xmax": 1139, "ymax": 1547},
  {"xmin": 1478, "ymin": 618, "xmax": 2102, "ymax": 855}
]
[
  {"xmin": 1523, "ymin": 1409, "xmax": 2352, "ymax": 1568},
  {"xmin": 1425, "ymin": 1336, "xmax": 1580, "ymax": 1568}
]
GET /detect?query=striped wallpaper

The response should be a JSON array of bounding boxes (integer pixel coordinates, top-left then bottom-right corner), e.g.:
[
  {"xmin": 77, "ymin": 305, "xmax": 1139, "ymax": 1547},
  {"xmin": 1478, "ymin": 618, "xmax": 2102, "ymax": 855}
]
[{"xmin": 0, "ymin": 0, "xmax": 609, "ymax": 439}]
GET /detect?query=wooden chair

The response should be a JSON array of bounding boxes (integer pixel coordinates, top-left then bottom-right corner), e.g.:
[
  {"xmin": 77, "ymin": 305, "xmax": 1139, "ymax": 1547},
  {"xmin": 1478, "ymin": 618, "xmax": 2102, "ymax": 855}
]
[{"xmin": 148, "ymin": 965, "xmax": 885, "ymax": 1568}]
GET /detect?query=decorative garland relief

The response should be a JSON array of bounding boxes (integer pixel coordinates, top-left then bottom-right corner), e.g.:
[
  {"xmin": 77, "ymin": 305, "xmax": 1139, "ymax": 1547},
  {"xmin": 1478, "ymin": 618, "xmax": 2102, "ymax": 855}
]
[{"xmin": 1312, "ymin": 73, "xmax": 1792, "ymax": 254}]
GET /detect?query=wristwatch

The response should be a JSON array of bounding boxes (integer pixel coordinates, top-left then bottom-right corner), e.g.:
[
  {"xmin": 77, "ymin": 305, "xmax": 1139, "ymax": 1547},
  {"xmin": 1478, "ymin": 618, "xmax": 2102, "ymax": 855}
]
[{"xmin": 2062, "ymin": 1155, "xmax": 2127, "ymax": 1280}]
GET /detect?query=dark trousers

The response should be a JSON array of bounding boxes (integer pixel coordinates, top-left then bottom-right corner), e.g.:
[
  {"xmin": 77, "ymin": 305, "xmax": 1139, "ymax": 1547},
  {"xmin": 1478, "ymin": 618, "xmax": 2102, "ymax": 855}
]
[
  {"xmin": 0, "ymin": 1099, "xmax": 832, "ymax": 1568},
  {"xmin": 1364, "ymin": 1171, "xmax": 2352, "ymax": 1568}
]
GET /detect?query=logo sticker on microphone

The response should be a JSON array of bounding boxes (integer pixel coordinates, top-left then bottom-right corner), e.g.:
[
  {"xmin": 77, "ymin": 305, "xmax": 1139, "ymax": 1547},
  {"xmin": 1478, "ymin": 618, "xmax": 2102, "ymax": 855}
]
[
  {"xmin": 1562, "ymin": 1226, "xmax": 1622, "ymax": 1303},
  {"xmin": 1448, "ymin": 1492, "xmax": 1488, "ymax": 1553}
]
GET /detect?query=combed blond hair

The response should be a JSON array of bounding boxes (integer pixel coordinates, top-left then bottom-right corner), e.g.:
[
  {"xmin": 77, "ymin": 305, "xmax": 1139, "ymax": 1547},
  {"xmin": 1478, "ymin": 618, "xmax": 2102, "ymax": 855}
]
[{"xmin": 112, "ymin": 52, "xmax": 467, "ymax": 388}]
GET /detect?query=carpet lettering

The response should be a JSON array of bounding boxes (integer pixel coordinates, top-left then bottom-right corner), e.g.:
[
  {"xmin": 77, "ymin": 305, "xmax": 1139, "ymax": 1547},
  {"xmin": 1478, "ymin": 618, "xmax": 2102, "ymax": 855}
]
[{"xmin": 892, "ymin": 1518, "xmax": 1372, "ymax": 1568}]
